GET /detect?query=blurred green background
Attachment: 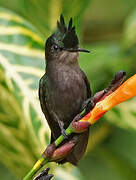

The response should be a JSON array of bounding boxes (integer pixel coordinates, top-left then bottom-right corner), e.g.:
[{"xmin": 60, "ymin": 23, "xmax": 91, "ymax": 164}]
[{"xmin": 0, "ymin": 0, "xmax": 136, "ymax": 179}]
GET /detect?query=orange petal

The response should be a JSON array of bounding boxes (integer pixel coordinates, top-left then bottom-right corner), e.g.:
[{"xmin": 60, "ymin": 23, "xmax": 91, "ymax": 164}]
[
  {"xmin": 101, "ymin": 74, "xmax": 136, "ymax": 110},
  {"xmin": 81, "ymin": 74, "xmax": 136, "ymax": 124},
  {"xmin": 81, "ymin": 103, "xmax": 107, "ymax": 124}
]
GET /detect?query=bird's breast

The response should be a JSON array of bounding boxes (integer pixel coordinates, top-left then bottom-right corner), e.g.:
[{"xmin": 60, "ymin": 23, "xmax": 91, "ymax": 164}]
[{"xmin": 46, "ymin": 66, "xmax": 87, "ymax": 124}]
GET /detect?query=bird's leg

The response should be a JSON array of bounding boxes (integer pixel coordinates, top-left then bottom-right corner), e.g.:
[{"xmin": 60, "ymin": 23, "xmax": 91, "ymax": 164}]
[
  {"xmin": 58, "ymin": 120, "xmax": 68, "ymax": 140},
  {"xmin": 51, "ymin": 111, "xmax": 68, "ymax": 139}
]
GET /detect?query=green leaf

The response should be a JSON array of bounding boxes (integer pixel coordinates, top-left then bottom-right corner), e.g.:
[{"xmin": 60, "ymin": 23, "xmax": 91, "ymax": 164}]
[
  {"xmin": 0, "ymin": 7, "xmax": 46, "ymax": 177},
  {"xmin": 0, "ymin": 8, "xmax": 83, "ymax": 180}
]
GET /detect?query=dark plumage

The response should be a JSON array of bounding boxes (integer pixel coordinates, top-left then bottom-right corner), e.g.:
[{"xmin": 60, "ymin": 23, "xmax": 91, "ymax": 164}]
[{"xmin": 39, "ymin": 15, "xmax": 91, "ymax": 165}]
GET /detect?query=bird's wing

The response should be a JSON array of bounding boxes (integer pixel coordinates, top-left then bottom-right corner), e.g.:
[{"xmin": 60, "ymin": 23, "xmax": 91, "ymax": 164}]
[
  {"xmin": 80, "ymin": 70, "xmax": 92, "ymax": 98},
  {"xmin": 39, "ymin": 75, "xmax": 51, "ymax": 121},
  {"xmin": 39, "ymin": 74, "xmax": 60, "ymax": 143}
]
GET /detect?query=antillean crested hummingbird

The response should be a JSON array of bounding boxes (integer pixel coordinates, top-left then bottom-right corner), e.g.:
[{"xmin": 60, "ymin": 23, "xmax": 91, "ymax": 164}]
[{"xmin": 39, "ymin": 15, "xmax": 92, "ymax": 165}]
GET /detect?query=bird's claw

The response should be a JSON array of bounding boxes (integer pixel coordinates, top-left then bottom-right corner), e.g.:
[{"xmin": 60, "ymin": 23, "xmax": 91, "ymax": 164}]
[
  {"xmin": 81, "ymin": 98, "xmax": 94, "ymax": 115},
  {"xmin": 33, "ymin": 168, "xmax": 53, "ymax": 180},
  {"xmin": 61, "ymin": 129, "xmax": 68, "ymax": 139}
]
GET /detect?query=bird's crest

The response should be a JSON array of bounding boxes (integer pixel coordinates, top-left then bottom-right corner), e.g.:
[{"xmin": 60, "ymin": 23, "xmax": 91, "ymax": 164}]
[{"xmin": 52, "ymin": 15, "xmax": 79, "ymax": 49}]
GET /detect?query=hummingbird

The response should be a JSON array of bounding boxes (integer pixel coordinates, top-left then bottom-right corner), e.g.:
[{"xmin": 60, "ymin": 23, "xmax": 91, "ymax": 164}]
[{"xmin": 39, "ymin": 15, "xmax": 92, "ymax": 165}]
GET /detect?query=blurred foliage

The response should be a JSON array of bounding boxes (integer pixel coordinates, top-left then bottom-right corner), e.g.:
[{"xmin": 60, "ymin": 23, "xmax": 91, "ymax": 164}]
[
  {"xmin": 123, "ymin": 9, "xmax": 136, "ymax": 53},
  {"xmin": 0, "ymin": 0, "xmax": 136, "ymax": 180},
  {"xmin": 0, "ymin": 0, "xmax": 90, "ymax": 36}
]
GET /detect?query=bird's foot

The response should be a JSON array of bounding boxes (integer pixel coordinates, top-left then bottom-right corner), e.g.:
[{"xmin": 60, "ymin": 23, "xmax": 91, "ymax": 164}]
[
  {"xmin": 81, "ymin": 97, "xmax": 94, "ymax": 115},
  {"xmin": 61, "ymin": 128, "xmax": 68, "ymax": 140},
  {"xmin": 33, "ymin": 168, "xmax": 53, "ymax": 180},
  {"xmin": 57, "ymin": 120, "xmax": 69, "ymax": 140}
]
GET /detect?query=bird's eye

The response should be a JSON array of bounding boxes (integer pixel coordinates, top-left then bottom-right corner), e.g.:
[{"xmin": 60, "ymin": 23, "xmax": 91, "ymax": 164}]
[{"xmin": 53, "ymin": 45, "xmax": 59, "ymax": 50}]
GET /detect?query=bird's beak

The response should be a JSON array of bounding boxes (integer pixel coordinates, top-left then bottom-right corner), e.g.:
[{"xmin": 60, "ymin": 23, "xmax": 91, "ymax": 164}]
[
  {"xmin": 76, "ymin": 48, "xmax": 90, "ymax": 53},
  {"xmin": 66, "ymin": 48, "xmax": 90, "ymax": 53}
]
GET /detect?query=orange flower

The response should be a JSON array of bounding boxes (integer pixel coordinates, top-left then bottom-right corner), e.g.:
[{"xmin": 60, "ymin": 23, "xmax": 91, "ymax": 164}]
[{"xmin": 81, "ymin": 74, "xmax": 136, "ymax": 124}]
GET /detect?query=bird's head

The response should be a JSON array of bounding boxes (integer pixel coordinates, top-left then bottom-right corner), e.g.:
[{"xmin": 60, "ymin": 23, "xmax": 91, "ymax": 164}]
[{"xmin": 45, "ymin": 15, "xmax": 90, "ymax": 64}]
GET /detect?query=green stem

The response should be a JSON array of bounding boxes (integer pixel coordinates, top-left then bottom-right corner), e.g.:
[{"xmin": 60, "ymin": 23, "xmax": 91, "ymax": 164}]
[
  {"xmin": 22, "ymin": 126, "xmax": 74, "ymax": 180},
  {"xmin": 23, "ymin": 157, "xmax": 48, "ymax": 180}
]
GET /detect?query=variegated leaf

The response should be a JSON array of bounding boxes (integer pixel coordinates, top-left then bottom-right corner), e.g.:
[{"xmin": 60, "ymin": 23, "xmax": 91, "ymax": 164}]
[{"xmin": 0, "ymin": 8, "xmax": 83, "ymax": 180}]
